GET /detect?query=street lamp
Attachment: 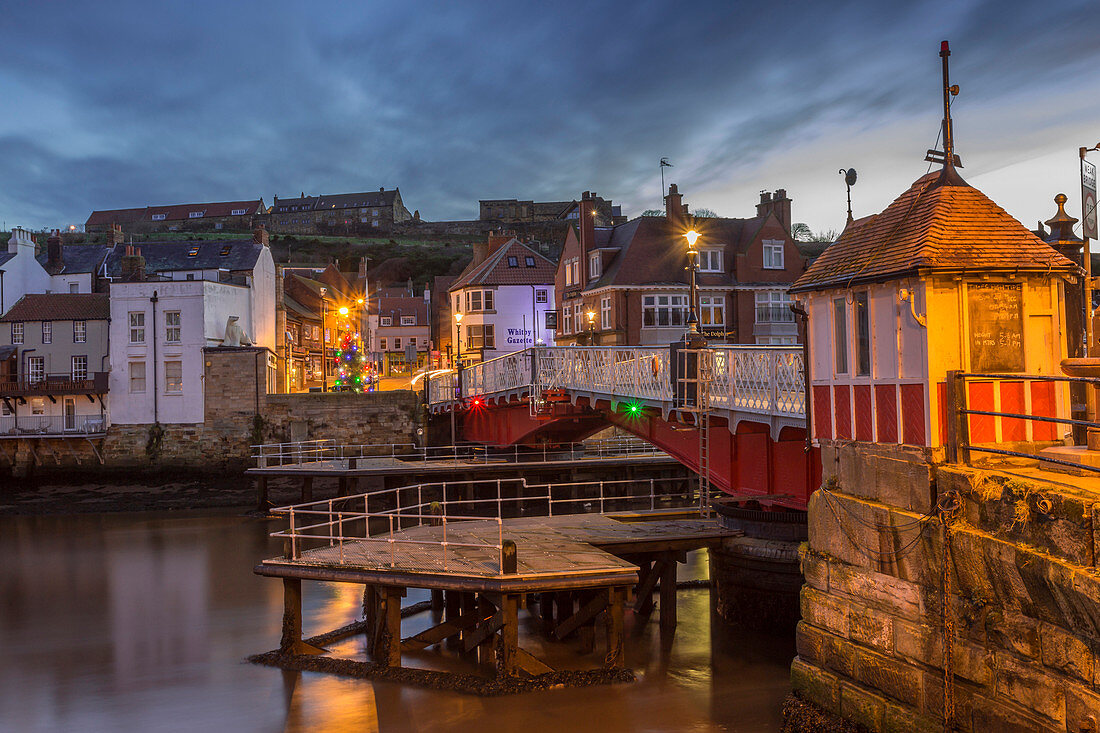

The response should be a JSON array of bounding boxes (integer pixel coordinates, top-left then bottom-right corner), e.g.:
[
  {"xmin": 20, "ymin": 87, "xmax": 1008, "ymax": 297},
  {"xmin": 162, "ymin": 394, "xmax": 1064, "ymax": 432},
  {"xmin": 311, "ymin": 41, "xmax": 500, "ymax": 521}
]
[
  {"xmin": 586, "ymin": 309, "xmax": 596, "ymax": 345},
  {"xmin": 684, "ymin": 230, "xmax": 702, "ymax": 339},
  {"xmin": 1081, "ymin": 143, "xmax": 1100, "ymax": 356},
  {"xmin": 319, "ymin": 287, "xmax": 329, "ymax": 392},
  {"xmin": 453, "ymin": 312, "xmax": 464, "ymax": 401}
]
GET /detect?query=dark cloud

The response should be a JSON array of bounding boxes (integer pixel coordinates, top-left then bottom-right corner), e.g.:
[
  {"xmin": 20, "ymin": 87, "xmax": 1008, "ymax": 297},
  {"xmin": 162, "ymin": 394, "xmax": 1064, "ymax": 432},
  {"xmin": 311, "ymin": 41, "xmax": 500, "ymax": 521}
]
[{"xmin": 1, "ymin": 0, "xmax": 1098, "ymax": 230}]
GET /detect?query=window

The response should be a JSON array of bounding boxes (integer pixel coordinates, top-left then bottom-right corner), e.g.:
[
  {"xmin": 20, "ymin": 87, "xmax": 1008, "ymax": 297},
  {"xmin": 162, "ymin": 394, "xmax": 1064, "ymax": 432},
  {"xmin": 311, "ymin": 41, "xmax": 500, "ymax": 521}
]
[
  {"xmin": 219, "ymin": 245, "xmax": 232, "ymax": 256},
  {"xmin": 833, "ymin": 298, "xmax": 848, "ymax": 374},
  {"xmin": 394, "ymin": 337, "xmax": 402, "ymax": 350},
  {"xmin": 186, "ymin": 273, "xmax": 195, "ymax": 280},
  {"xmin": 755, "ymin": 291, "xmax": 794, "ymax": 323},
  {"xmin": 151, "ymin": 213, "xmax": 166, "ymax": 221},
  {"xmin": 464, "ymin": 290, "xmax": 493, "ymax": 312},
  {"xmin": 42, "ymin": 322, "xmax": 51, "ymax": 344},
  {"xmin": 855, "ymin": 292, "xmax": 870, "ymax": 376},
  {"xmin": 188, "ymin": 246, "xmax": 200, "ymax": 256},
  {"xmin": 535, "ymin": 289, "xmax": 547, "ymax": 304},
  {"xmin": 762, "ymin": 240, "xmax": 785, "ymax": 270},
  {"xmin": 563, "ymin": 305, "xmax": 573, "ymax": 334},
  {"xmin": 231, "ymin": 208, "xmax": 247, "ymax": 216},
  {"xmin": 507, "ymin": 256, "xmax": 518, "ymax": 268},
  {"xmin": 130, "ymin": 361, "xmax": 146, "ymax": 393},
  {"xmin": 129, "ymin": 312, "xmax": 145, "ymax": 343},
  {"xmin": 189, "ymin": 211, "xmax": 204, "ymax": 218},
  {"xmin": 27, "ymin": 356, "xmax": 44, "ymax": 384},
  {"xmin": 525, "ymin": 256, "xmax": 536, "ymax": 267},
  {"xmin": 642, "ymin": 294, "xmax": 689, "ymax": 327},
  {"xmin": 400, "ymin": 316, "xmax": 415, "ymax": 326},
  {"xmin": 380, "ymin": 316, "xmax": 392, "ymax": 327},
  {"xmin": 165, "ymin": 361, "xmax": 183, "ymax": 393},
  {"xmin": 589, "ymin": 252, "xmax": 601, "ymax": 280},
  {"xmin": 69, "ymin": 283, "xmax": 79, "ymax": 294},
  {"xmin": 565, "ymin": 261, "xmax": 573, "ymax": 286},
  {"xmin": 380, "ymin": 338, "xmax": 387, "ymax": 350},
  {"xmin": 699, "ymin": 295, "xmax": 725, "ymax": 326},
  {"xmin": 71, "ymin": 355, "xmax": 87, "ymax": 381},
  {"xmin": 572, "ymin": 260, "xmax": 580, "ymax": 285},
  {"xmin": 699, "ymin": 249, "xmax": 723, "ymax": 272},
  {"xmin": 600, "ymin": 296, "xmax": 612, "ymax": 329},
  {"xmin": 165, "ymin": 311, "xmax": 181, "ymax": 343},
  {"xmin": 573, "ymin": 303, "xmax": 582, "ymax": 333},
  {"xmin": 73, "ymin": 320, "xmax": 86, "ymax": 343},
  {"xmin": 31, "ymin": 397, "xmax": 45, "ymax": 415},
  {"xmin": 324, "ymin": 328, "xmax": 331, "ymax": 343},
  {"xmin": 10, "ymin": 323, "xmax": 22, "ymax": 345},
  {"xmin": 467, "ymin": 324, "xmax": 495, "ymax": 349}
]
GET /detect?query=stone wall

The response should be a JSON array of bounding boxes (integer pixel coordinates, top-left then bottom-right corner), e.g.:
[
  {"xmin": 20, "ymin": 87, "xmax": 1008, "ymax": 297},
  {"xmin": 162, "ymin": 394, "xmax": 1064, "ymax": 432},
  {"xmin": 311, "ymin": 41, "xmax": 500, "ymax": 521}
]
[{"xmin": 793, "ymin": 440, "xmax": 1100, "ymax": 732}]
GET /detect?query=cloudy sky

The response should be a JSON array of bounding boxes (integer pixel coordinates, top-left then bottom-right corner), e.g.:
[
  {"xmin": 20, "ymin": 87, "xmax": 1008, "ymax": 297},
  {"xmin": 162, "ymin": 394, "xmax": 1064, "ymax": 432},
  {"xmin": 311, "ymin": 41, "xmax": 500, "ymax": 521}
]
[{"xmin": 2, "ymin": 0, "xmax": 1098, "ymax": 236}]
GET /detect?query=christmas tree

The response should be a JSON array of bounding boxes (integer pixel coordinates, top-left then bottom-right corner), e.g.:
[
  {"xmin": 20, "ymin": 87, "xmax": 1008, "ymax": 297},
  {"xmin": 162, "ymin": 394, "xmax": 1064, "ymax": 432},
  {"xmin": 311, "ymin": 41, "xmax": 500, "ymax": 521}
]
[{"xmin": 332, "ymin": 330, "xmax": 370, "ymax": 391}]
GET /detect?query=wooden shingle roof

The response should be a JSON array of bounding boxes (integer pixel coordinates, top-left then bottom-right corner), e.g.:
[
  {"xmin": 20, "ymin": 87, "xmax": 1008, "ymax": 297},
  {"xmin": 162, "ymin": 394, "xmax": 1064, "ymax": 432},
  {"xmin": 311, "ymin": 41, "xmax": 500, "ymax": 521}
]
[{"xmin": 790, "ymin": 171, "xmax": 1077, "ymax": 293}]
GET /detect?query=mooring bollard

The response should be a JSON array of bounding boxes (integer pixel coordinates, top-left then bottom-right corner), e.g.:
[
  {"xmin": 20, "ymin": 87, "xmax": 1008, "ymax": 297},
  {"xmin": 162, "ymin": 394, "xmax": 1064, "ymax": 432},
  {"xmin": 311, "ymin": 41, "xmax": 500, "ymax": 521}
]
[{"xmin": 501, "ymin": 539, "xmax": 518, "ymax": 574}]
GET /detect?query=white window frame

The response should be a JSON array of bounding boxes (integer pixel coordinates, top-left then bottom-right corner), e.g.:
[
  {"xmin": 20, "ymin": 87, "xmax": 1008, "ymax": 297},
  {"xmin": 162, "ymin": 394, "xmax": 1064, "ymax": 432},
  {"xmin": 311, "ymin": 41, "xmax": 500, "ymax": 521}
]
[
  {"xmin": 165, "ymin": 360, "xmax": 183, "ymax": 393},
  {"xmin": 41, "ymin": 321, "xmax": 51, "ymax": 344},
  {"xmin": 600, "ymin": 296, "xmax": 612, "ymax": 329},
  {"xmin": 151, "ymin": 213, "xmax": 166, "ymax": 221},
  {"xmin": 380, "ymin": 337, "xmax": 387, "ymax": 350},
  {"xmin": 535, "ymin": 289, "xmax": 548, "ymax": 304},
  {"xmin": 755, "ymin": 290, "xmax": 794, "ymax": 323},
  {"xmin": 231, "ymin": 208, "xmax": 247, "ymax": 216},
  {"xmin": 165, "ymin": 311, "xmax": 181, "ymax": 343},
  {"xmin": 129, "ymin": 312, "xmax": 145, "ymax": 343},
  {"xmin": 130, "ymin": 361, "xmax": 146, "ymax": 393},
  {"xmin": 10, "ymin": 322, "xmax": 22, "ymax": 345},
  {"xmin": 762, "ymin": 240, "xmax": 785, "ymax": 270},
  {"xmin": 699, "ymin": 295, "xmax": 725, "ymax": 326},
  {"xmin": 27, "ymin": 356, "xmax": 44, "ymax": 384},
  {"xmin": 588, "ymin": 252, "xmax": 601, "ymax": 280},
  {"xmin": 380, "ymin": 316, "xmax": 392, "ymax": 327},
  {"xmin": 73, "ymin": 320, "xmax": 86, "ymax": 343},
  {"xmin": 699, "ymin": 249, "xmax": 723, "ymax": 273},
  {"xmin": 573, "ymin": 303, "xmax": 582, "ymax": 333},
  {"xmin": 400, "ymin": 316, "xmax": 415, "ymax": 326},
  {"xmin": 642, "ymin": 293, "xmax": 689, "ymax": 328},
  {"xmin": 71, "ymin": 355, "xmax": 88, "ymax": 381},
  {"xmin": 394, "ymin": 337, "xmax": 402, "ymax": 350},
  {"xmin": 189, "ymin": 211, "xmax": 204, "ymax": 219},
  {"xmin": 563, "ymin": 305, "xmax": 573, "ymax": 334}
]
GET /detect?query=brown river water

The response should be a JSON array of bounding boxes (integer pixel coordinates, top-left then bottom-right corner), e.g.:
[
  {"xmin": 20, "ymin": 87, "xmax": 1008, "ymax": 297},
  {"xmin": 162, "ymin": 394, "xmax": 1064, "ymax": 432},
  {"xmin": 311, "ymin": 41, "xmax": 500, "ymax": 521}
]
[{"xmin": 0, "ymin": 511, "xmax": 795, "ymax": 732}]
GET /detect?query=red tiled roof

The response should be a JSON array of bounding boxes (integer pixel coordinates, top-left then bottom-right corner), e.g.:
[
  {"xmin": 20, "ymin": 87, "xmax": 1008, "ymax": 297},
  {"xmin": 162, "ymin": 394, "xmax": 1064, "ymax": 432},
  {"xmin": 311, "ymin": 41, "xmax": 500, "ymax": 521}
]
[
  {"xmin": 86, "ymin": 208, "xmax": 146, "ymax": 227},
  {"xmin": 791, "ymin": 171, "xmax": 1077, "ymax": 293},
  {"xmin": 449, "ymin": 239, "xmax": 556, "ymax": 290},
  {"xmin": 142, "ymin": 200, "xmax": 264, "ymax": 222},
  {"xmin": 0, "ymin": 294, "xmax": 110, "ymax": 322}
]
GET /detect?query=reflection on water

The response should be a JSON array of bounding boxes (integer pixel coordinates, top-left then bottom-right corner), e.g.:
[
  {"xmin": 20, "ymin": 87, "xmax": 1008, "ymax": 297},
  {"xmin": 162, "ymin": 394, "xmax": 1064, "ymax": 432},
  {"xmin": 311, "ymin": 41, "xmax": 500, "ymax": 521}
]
[{"xmin": 0, "ymin": 512, "xmax": 794, "ymax": 732}]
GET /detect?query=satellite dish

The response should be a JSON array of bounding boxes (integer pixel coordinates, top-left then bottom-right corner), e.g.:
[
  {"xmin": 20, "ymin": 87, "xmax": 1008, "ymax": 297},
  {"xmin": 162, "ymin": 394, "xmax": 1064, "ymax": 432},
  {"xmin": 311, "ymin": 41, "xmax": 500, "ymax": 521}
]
[{"xmin": 844, "ymin": 168, "xmax": 857, "ymax": 187}]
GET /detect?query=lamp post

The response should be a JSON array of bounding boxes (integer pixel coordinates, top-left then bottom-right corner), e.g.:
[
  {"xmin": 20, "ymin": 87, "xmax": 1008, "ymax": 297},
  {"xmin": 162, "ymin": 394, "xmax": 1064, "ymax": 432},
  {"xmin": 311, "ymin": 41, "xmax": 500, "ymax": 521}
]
[
  {"xmin": 1081, "ymin": 143, "xmax": 1100, "ymax": 357},
  {"xmin": 684, "ymin": 230, "xmax": 704, "ymax": 344},
  {"xmin": 586, "ymin": 309, "xmax": 596, "ymax": 345},
  {"xmin": 319, "ymin": 286, "xmax": 329, "ymax": 392},
  {"xmin": 453, "ymin": 312, "xmax": 464, "ymax": 402}
]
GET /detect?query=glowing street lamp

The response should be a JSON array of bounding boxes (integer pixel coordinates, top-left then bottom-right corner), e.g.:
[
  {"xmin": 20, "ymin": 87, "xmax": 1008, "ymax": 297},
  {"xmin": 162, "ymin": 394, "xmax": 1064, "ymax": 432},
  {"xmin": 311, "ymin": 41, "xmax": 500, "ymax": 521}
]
[{"xmin": 684, "ymin": 230, "xmax": 701, "ymax": 336}]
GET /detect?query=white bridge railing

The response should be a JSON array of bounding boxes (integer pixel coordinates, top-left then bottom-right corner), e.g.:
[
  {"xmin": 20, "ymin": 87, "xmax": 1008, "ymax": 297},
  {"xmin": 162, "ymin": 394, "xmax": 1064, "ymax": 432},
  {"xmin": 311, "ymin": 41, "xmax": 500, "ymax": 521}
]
[{"xmin": 427, "ymin": 345, "xmax": 805, "ymax": 419}]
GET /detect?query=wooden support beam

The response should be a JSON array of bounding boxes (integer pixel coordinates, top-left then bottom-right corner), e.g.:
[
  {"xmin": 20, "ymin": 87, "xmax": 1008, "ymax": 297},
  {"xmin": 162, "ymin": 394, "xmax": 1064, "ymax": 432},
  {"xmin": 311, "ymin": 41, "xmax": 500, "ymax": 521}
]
[
  {"xmin": 496, "ymin": 594, "xmax": 520, "ymax": 678},
  {"xmin": 401, "ymin": 606, "xmax": 485, "ymax": 651},
  {"xmin": 633, "ymin": 557, "xmax": 664, "ymax": 615},
  {"xmin": 280, "ymin": 577, "xmax": 325, "ymax": 656},
  {"xmin": 660, "ymin": 553, "xmax": 678, "ymax": 635},
  {"xmin": 464, "ymin": 609, "xmax": 504, "ymax": 653},
  {"xmin": 363, "ymin": 585, "xmax": 378, "ymax": 653},
  {"xmin": 444, "ymin": 591, "xmax": 461, "ymax": 649},
  {"xmin": 605, "ymin": 586, "xmax": 626, "ymax": 668},
  {"xmin": 554, "ymin": 590, "xmax": 609, "ymax": 640},
  {"xmin": 514, "ymin": 647, "xmax": 554, "ymax": 676},
  {"xmin": 538, "ymin": 592, "xmax": 554, "ymax": 633},
  {"xmin": 377, "ymin": 587, "xmax": 404, "ymax": 668}
]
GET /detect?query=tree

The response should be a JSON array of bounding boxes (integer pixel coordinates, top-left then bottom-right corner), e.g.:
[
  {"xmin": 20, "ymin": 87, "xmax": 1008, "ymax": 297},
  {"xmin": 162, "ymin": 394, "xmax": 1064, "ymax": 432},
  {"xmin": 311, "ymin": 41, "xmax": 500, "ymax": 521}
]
[
  {"xmin": 332, "ymin": 330, "xmax": 371, "ymax": 391},
  {"xmin": 641, "ymin": 209, "xmax": 664, "ymax": 217},
  {"xmin": 692, "ymin": 208, "xmax": 720, "ymax": 218},
  {"xmin": 791, "ymin": 222, "xmax": 813, "ymax": 241}
]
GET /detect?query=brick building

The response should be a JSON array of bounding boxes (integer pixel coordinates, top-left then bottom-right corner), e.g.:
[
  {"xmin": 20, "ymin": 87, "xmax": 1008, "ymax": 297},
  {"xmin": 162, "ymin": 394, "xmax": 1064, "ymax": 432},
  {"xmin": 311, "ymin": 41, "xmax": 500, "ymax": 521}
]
[
  {"xmin": 269, "ymin": 188, "xmax": 412, "ymax": 235},
  {"xmin": 480, "ymin": 193, "xmax": 624, "ymax": 227},
  {"xmin": 86, "ymin": 200, "xmax": 266, "ymax": 234},
  {"xmin": 554, "ymin": 187, "xmax": 807, "ymax": 347},
  {"xmin": 367, "ymin": 288, "xmax": 430, "ymax": 376}
]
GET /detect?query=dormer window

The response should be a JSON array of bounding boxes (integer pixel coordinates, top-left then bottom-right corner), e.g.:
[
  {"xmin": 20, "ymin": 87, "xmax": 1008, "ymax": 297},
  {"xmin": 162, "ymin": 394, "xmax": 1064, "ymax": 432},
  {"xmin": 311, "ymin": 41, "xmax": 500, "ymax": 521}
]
[
  {"xmin": 188, "ymin": 246, "xmax": 200, "ymax": 256},
  {"xmin": 231, "ymin": 209, "xmax": 247, "ymax": 216},
  {"xmin": 380, "ymin": 316, "xmax": 392, "ymax": 326},
  {"xmin": 220, "ymin": 245, "xmax": 232, "ymax": 256},
  {"xmin": 189, "ymin": 211, "xmax": 204, "ymax": 219},
  {"xmin": 507, "ymin": 256, "xmax": 518, "ymax": 268},
  {"xmin": 151, "ymin": 213, "xmax": 166, "ymax": 221},
  {"xmin": 699, "ymin": 249, "xmax": 723, "ymax": 272},
  {"xmin": 401, "ymin": 316, "xmax": 415, "ymax": 326},
  {"xmin": 525, "ymin": 256, "xmax": 536, "ymax": 267},
  {"xmin": 588, "ymin": 252, "xmax": 601, "ymax": 280}
]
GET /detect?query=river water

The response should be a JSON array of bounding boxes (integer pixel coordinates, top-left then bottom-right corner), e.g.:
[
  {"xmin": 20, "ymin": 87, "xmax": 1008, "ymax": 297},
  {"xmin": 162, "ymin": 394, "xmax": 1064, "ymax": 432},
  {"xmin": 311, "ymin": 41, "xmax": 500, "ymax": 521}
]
[{"xmin": 0, "ymin": 511, "xmax": 795, "ymax": 732}]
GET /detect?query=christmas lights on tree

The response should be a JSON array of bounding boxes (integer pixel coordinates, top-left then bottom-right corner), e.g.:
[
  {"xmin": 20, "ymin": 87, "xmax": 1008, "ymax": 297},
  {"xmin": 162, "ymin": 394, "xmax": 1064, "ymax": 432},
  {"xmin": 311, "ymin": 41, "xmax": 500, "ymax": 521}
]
[{"xmin": 332, "ymin": 329, "xmax": 371, "ymax": 392}]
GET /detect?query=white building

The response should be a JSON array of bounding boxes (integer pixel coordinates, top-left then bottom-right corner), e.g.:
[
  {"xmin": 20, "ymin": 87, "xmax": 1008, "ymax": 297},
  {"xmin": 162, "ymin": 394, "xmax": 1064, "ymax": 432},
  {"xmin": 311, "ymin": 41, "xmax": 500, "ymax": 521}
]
[
  {"xmin": 0, "ymin": 228, "xmax": 51, "ymax": 313},
  {"xmin": 449, "ymin": 235, "xmax": 557, "ymax": 363},
  {"xmin": 106, "ymin": 231, "xmax": 276, "ymax": 425},
  {"xmin": 37, "ymin": 229, "xmax": 112, "ymax": 294}
]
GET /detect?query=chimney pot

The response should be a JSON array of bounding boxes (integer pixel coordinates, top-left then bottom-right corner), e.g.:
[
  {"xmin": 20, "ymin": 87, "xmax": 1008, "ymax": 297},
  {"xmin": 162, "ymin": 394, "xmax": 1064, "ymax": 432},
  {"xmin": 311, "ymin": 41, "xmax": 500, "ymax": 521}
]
[{"xmin": 253, "ymin": 224, "xmax": 269, "ymax": 247}]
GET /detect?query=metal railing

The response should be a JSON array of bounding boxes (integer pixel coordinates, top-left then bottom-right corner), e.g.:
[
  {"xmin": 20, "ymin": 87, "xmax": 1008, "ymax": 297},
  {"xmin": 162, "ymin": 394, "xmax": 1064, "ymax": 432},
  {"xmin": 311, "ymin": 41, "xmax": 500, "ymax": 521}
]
[
  {"xmin": 0, "ymin": 372, "xmax": 108, "ymax": 397},
  {"xmin": 252, "ymin": 434, "xmax": 666, "ymax": 467},
  {"xmin": 426, "ymin": 345, "xmax": 806, "ymax": 419},
  {"xmin": 944, "ymin": 369, "xmax": 1090, "ymax": 472},
  {"xmin": 0, "ymin": 414, "xmax": 108, "ymax": 437},
  {"xmin": 754, "ymin": 305, "xmax": 796, "ymax": 323},
  {"xmin": 269, "ymin": 475, "xmax": 697, "ymax": 573}
]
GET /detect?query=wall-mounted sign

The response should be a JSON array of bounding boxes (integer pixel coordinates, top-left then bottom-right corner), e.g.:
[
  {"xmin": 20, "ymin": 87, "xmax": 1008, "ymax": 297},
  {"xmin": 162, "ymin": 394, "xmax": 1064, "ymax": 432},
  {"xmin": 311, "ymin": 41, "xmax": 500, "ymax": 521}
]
[
  {"xmin": 1083, "ymin": 159, "xmax": 1097, "ymax": 239},
  {"xmin": 544, "ymin": 311, "xmax": 558, "ymax": 329},
  {"xmin": 967, "ymin": 282, "xmax": 1024, "ymax": 373}
]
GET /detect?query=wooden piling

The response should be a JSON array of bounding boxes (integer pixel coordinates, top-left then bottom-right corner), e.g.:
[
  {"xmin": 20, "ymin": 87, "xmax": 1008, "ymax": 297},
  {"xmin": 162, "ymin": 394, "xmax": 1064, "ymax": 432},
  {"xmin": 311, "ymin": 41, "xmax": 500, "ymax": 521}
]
[
  {"xmin": 337, "ymin": 476, "xmax": 348, "ymax": 498},
  {"xmin": 497, "ymin": 594, "xmax": 520, "ymax": 677},
  {"xmin": 378, "ymin": 587, "xmax": 403, "ymax": 668},
  {"xmin": 302, "ymin": 476, "xmax": 313, "ymax": 503},
  {"xmin": 605, "ymin": 586, "xmax": 626, "ymax": 668},
  {"xmin": 660, "ymin": 552, "xmax": 678, "ymax": 635},
  {"xmin": 280, "ymin": 578, "xmax": 303, "ymax": 653}
]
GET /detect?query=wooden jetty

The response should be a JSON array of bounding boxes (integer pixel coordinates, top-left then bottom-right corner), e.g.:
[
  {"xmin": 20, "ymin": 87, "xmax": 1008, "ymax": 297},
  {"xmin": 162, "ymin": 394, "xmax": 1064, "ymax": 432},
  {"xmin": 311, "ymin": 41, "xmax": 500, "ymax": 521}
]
[{"xmin": 255, "ymin": 511, "xmax": 739, "ymax": 680}]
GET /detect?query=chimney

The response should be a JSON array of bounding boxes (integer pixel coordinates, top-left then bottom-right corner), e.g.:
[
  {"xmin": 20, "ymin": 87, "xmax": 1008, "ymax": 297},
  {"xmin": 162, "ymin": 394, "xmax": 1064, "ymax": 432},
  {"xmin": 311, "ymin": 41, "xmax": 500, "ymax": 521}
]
[
  {"xmin": 471, "ymin": 239, "xmax": 490, "ymax": 267},
  {"xmin": 771, "ymin": 189, "xmax": 792, "ymax": 233},
  {"xmin": 664, "ymin": 184, "xmax": 684, "ymax": 225},
  {"xmin": 487, "ymin": 229, "xmax": 513, "ymax": 254},
  {"xmin": 120, "ymin": 245, "xmax": 146, "ymax": 281},
  {"xmin": 8, "ymin": 227, "xmax": 34, "ymax": 254},
  {"xmin": 107, "ymin": 224, "xmax": 125, "ymax": 247},
  {"xmin": 252, "ymin": 224, "xmax": 269, "ymax": 247},
  {"xmin": 47, "ymin": 229, "xmax": 63, "ymax": 268},
  {"xmin": 579, "ymin": 191, "xmax": 596, "ymax": 264},
  {"xmin": 379, "ymin": 187, "xmax": 385, "ymax": 193}
]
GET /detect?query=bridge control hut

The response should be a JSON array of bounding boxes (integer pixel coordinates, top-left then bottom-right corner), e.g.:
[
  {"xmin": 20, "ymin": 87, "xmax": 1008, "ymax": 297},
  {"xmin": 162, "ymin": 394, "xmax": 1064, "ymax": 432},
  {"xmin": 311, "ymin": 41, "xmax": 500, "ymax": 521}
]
[{"xmin": 790, "ymin": 165, "xmax": 1078, "ymax": 452}]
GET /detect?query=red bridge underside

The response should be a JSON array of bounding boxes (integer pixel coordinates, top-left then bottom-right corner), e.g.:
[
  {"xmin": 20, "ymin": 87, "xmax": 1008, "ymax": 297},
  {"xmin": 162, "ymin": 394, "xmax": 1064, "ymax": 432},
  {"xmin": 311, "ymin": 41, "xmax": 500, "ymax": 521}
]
[{"xmin": 459, "ymin": 397, "xmax": 821, "ymax": 511}]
